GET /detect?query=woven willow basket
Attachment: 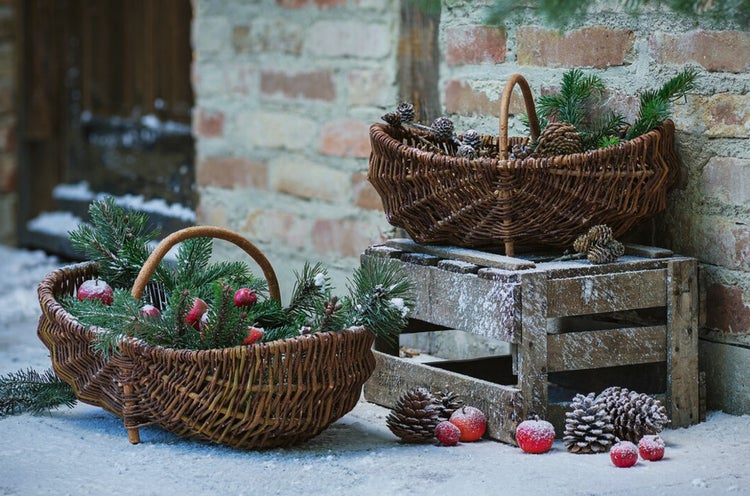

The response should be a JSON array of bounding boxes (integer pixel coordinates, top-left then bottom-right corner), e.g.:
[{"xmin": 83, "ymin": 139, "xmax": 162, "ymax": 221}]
[
  {"xmin": 37, "ymin": 226, "xmax": 376, "ymax": 449},
  {"xmin": 368, "ymin": 74, "xmax": 681, "ymax": 256}
]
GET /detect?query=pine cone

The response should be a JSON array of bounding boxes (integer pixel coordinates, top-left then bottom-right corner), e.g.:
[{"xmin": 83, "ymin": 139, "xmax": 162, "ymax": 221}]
[
  {"xmin": 382, "ymin": 111, "xmax": 402, "ymax": 126},
  {"xmin": 397, "ymin": 102, "xmax": 415, "ymax": 123},
  {"xmin": 573, "ymin": 225, "xmax": 615, "ymax": 253},
  {"xmin": 461, "ymin": 129, "xmax": 481, "ymax": 149},
  {"xmin": 433, "ymin": 390, "xmax": 465, "ymax": 421},
  {"xmin": 386, "ymin": 387, "xmax": 442, "ymax": 443},
  {"xmin": 510, "ymin": 143, "xmax": 533, "ymax": 160},
  {"xmin": 595, "ymin": 387, "xmax": 669, "ymax": 443},
  {"xmin": 587, "ymin": 239, "xmax": 625, "ymax": 264},
  {"xmin": 431, "ymin": 117, "xmax": 455, "ymax": 140},
  {"xmin": 563, "ymin": 392, "xmax": 616, "ymax": 454},
  {"xmin": 534, "ymin": 121, "xmax": 583, "ymax": 157},
  {"xmin": 456, "ymin": 144, "xmax": 477, "ymax": 158}
]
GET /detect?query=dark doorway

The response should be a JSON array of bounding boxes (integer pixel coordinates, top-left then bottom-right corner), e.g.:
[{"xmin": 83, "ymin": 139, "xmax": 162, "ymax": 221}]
[{"xmin": 17, "ymin": 0, "xmax": 195, "ymax": 254}]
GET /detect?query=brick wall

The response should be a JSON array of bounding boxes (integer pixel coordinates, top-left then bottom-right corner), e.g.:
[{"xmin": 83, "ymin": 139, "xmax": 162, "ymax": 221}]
[
  {"xmin": 438, "ymin": 2, "xmax": 750, "ymax": 414},
  {"xmin": 0, "ymin": 1, "xmax": 15, "ymax": 245},
  {"xmin": 191, "ymin": 1, "xmax": 749, "ymax": 413},
  {"xmin": 191, "ymin": 0, "xmax": 398, "ymax": 297}
]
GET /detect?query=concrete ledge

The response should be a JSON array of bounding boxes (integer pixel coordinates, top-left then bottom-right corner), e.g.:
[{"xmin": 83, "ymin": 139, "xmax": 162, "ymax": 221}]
[{"xmin": 700, "ymin": 339, "xmax": 750, "ymax": 414}]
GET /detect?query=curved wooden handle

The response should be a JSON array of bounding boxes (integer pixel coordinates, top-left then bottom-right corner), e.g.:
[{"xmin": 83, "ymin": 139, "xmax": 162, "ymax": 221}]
[
  {"xmin": 499, "ymin": 73, "xmax": 541, "ymax": 159},
  {"xmin": 130, "ymin": 226, "xmax": 281, "ymax": 303}
]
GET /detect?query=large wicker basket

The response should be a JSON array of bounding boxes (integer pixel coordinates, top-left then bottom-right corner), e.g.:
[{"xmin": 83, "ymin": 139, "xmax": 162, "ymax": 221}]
[
  {"xmin": 37, "ymin": 226, "xmax": 376, "ymax": 449},
  {"xmin": 368, "ymin": 74, "xmax": 681, "ymax": 256}
]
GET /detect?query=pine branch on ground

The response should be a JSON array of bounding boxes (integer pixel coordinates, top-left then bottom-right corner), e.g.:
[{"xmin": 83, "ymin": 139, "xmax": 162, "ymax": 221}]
[{"xmin": 0, "ymin": 368, "xmax": 77, "ymax": 417}]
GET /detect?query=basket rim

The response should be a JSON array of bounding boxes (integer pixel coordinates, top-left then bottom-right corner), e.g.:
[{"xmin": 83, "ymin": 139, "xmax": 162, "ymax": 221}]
[
  {"xmin": 369, "ymin": 119, "xmax": 675, "ymax": 170},
  {"xmin": 38, "ymin": 261, "xmax": 372, "ymax": 359}
]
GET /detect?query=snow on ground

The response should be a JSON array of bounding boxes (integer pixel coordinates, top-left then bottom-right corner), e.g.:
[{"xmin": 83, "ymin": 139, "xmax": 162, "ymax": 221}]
[{"xmin": 1, "ymin": 244, "xmax": 749, "ymax": 496}]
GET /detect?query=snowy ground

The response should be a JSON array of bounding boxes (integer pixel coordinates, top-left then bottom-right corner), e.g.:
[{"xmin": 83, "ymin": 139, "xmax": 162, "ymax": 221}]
[{"xmin": 1, "ymin": 244, "xmax": 749, "ymax": 496}]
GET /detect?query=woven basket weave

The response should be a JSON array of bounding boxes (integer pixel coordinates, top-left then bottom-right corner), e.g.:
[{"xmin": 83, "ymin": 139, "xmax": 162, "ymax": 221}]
[
  {"xmin": 37, "ymin": 226, "xmax": 376, "ymax": 449},
  {"xmin": 368, "ymin": 74, "xmax": 681, "ymax": 256}
]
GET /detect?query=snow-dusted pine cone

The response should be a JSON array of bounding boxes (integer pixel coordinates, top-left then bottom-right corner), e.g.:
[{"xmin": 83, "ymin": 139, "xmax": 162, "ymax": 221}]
[
  {"xmin": 573, "ymin": 224, "xmax": 615, "ymax": 254},
  {"xmin": 433, "ymin": 390, "xmax": 465, "ymax": 421},
  {"xmin": 386, "ymin": 387, "xmax": 442, "ymax": 443},
  {"xmin": 595, "ymin": 387, "xmax": 669, "ymax": 443},
  {"xmin": 461, "ymin": 129, "xmax": 481, "ymax": 149},
  {"xmin": 587, "ymin": 239, "xmax": 625, "ymax": 264},
  {"xmin": 457, "ymin": 144, "xmax": 477, "ymax": 158},
  {"xmin": 563, "ymin": 392, "xmax": 616, "ymax": 454},
  {"xmin": 430, "ymin": 117, "xmax": 455, "ymax": 140},
  {"xmin": 397, "ymin": 102, "xmax": 415, "ymax": 123}
]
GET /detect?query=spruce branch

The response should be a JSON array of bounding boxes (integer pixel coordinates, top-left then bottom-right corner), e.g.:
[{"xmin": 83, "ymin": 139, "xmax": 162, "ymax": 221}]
[{"xmin": 0, "ymin": 368, "xmax": 77, "ymax": 416}]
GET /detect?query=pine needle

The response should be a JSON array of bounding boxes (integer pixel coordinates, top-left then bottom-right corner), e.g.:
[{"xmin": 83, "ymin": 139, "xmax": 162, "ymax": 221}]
[{"xmin": 0, "ymin": 368, "xmax": 77, "ymax": 416}]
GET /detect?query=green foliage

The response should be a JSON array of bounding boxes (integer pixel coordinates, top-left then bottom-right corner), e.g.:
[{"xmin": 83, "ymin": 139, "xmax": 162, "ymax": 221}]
[
  {"xmin": 0, "ymin": 368, "xmax": 77, "ymax": 416},
  {"xmin": 536, "ymin": 69, "xmax": 606, "ymax": 130},
  {"xmin": 485, "ymin": 0, "xmax": 750, "ymax": 28}
]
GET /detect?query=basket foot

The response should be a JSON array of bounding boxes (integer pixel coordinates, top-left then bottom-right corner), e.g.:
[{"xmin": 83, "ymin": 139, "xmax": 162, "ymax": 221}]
[
  {"xmin": 505, "ymin": 241, "xmax": 515, "ymax": 257},
  {"xmin": 127, "ymin": 427, "xmax": 141, "ymax": 444}
]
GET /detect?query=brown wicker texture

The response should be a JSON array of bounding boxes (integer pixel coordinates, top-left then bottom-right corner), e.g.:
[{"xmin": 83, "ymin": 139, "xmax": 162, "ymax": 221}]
[
  {"xmin": 368, "ymin": 74, "xmax": 681, "ymax": 256},
  {"xmin": 37, "ymin": 226, "xmax": 376, "ymax": 449}
]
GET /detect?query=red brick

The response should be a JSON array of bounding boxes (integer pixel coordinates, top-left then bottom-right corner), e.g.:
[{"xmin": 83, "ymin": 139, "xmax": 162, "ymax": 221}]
[
  {"xmin": 651, "ymin": 30, "xmax": 750, "ymax": 73},
  {"xmin": 196, "ymin": 156, "xmax": 269, "ymax": 189},
  {"xmin": 352, "ymin": 171, "xmax": 383, "ymax": 211},
  {"xmin": 319, "ymin": 119, "xmax": 370, "ymax": 158},
  {"xmin": 706, "ymin": 283, "xmax": 750, "ymax": 335},
  {"xmin": 701, "ymin": 157, "xmax": 750, "ymax": 207},
  {"xmin": 194, "ymin": 108, "xmax": 224, "ymax": 138},
  {"xmin": 311, "ymin": 218, "xmax": 384, "ymax": 258},
  {"xmin": 244, "ymin": 209, "xmax": 310, "ymax": 250},
  {"xmin": 277, "ymin": 0, "xmax": 346, "ymax": 8},
  {"xmin": 445, "ymin": 25, "xmax": 506, "ymax": 66},
  {"xmin": 444, "ymin": 79, "xmax": 526, "ymax": 118},
  {"xmin": 516, "ymin": 26, "xmax": 634, "ymax": 68},
  {"xmin": 261, "ymin": 69, "xmax": 335, "ymax": 101}
]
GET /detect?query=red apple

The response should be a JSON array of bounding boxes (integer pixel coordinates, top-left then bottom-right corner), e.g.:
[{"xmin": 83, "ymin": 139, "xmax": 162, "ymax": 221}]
[
  {"xmin": 139, "ymin": 304, "xmax": 161, "ymax": 318},
  {"xmin": 610, "ymin": 440, "xmax": 639, "ymax": 468},
  {"xmin": 243, "ymin": 326, "xmax": 265, "ymax": 345},
  {"xmin": 638, "ymin": 435, "xmax": 665, "ymax": 461},
  {"xmin": 233, "ymin": 288, "xmax": 258, "ymax": 308},
  {"xmin": 184, "ymin": 297, "xmax": 208, "ymax": 329},
  {"xmin": 77, "ymin": 279, "xmax": 114, "ymax": 306},
  {"xmin": 434, "ymin": 420, "xmax": 461, "ymax": 446},
  {"xmin": 449, "ymin": 406, "xmax": 487, "ymax": 442},
  {"xmin": 515, "ymin": 416, "xmax": 555, "ymax": 454}
]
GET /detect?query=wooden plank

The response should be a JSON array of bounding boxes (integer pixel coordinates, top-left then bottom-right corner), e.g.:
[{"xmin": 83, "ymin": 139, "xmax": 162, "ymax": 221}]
[
  {"xmin": 361, "ymin": 254, "xmax": 520, "ymax": 342},
  {"xmin": 384, "ymin": 238, "xmax": 536, "ymax": 271},
  {"xmin": 364, "ymin": 351, "xmax": 522, "ymax": 445},
  {"xmin": 624, "ymin": 243, "xmax": 673, "ymax": 258},
  {"xmin": 666, "ymin": 258, "xmax": 700, "ymax": 427},
  {"xmin": 517, "ymin": 271, "xmax": 548, "ymax": 418},
  {"xmin": 547, "ymin": 269, "xmax": 668, "ymax": 317},
  {"xmin": 547, "ymin": 325, "xmax": 667, "ymax": 372}
]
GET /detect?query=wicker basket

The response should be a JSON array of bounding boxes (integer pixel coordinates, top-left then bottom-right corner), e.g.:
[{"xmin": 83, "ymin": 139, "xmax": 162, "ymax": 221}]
[
  {"xmin": 368, "ymin": 74, "xmax": 681, "ymax": 256},
  {"xmin": 37, "ymin": 226, "xmax": 376, "ymax": 449}
]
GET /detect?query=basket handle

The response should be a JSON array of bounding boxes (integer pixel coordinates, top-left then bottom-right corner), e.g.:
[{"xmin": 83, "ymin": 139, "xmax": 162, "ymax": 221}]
[
  {"xmin": 499, "ymin": 73, "xmax": 541, "ymax": 159},
  {"xmin": 130, "ymin": 226, "xmax": 281, "ymax": 303}
]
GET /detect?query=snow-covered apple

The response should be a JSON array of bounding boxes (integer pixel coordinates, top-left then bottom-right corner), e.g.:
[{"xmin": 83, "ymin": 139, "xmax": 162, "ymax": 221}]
[
  {"xmin": 638, "ymin": 435, "xmax": 665, "ymax": 461},
  {"xmin": 77, "ymin": 279, "xmax": 114, "ymax": 306},
  {"xmin": 139, "ymin": 304, "xmax": 161, "ymax": 318},
  {"xmin": 449, "ymin": 406, "xmax": 487, "ymax": 442},
  {"xmin": 243, "ymin": 326, "xmax": 265, "ymax": 345},
  {"xmin": 610, "ymin": 440, "xmax": 639, "ymax": 468},
  {"xmin": 434, "ymin": 420, "xmax": 461, "ymax": 446},
  {"xmin": 233, "ymin": 288, "xmax": 257, "ymax": 308},
  {"xmin": 515, "ymin": 416, "xmax": 555, "ymax": 454},
  {"xmin": 184, "ymin": 298, "xmax": 209, "ymax": 329}
]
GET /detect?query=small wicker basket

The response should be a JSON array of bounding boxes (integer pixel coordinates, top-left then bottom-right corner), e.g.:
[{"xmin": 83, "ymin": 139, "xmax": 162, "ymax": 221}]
[
  {"xmin": 37, "ymin": 226, "xmax": 376, "ymax": 449},
  {"xmin": 368, "ymin": 74, "xmax": 681, "ymax": 256}
]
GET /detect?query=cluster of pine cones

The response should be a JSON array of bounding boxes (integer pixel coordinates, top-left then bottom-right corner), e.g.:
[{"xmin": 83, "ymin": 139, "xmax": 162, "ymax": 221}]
[
  {"xmin": 381, "ymin": 102, "xmax": 584, "ymax": 161},
  {"xmin": 573, "ymin": 225, "xmax": 626, "ymax": 264},
  {"xmin": 564, "ymin": 386, "xmax": 668, "ymax": 454},
  {"xmin": 386, "ymin": 386, "xmax": 465, "ymax": 443}
]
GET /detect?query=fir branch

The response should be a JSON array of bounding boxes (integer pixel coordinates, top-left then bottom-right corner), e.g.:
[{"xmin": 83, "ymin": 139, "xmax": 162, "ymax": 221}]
[
  {"xmin": 284, "ymin": 262, "xmax": 331, "ymax": 322},
  {"xmin": 0, "ymin": 368, "xmax": 77, "ymax": 416},
  {"xmin": 346, "ymin": 258, "xmax": 413, "ymax": 344}
]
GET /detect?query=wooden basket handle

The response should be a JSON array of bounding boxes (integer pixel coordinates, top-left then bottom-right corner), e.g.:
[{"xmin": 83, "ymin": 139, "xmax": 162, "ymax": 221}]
[
  {"xmin": 499, "ymin": 73, "xmax": 541, "ymax": 159},
  {"xmin": 130, "ymin": 226, "xmax": 281, "ymax": 303}
]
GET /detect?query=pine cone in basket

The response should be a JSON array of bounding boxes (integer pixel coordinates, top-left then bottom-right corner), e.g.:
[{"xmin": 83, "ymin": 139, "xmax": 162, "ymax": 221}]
[
  {"xmin": 397, "ymin": 102, "xmax": 415, "ymax": 123},
  {"xmin": 430, "ymin": 117, "xmax": 455, "ymax": 141},
  {"xmin": 461, "ymin": 129, "xmax": 481, "ymax": 149},
  {"xmin": 534, "ymin": 121, "xmax": 583, "ymax": 157},
  {"xmin": 563, "ymin": 392, "xmax": 616, "ymax": 454},
  {"xmin": 386, "ymin": 387, "xmax": 442, "ymax": 443},
  {"xmin": 595, "ymin": 387, "xmax": 669, "ymax": 443}
]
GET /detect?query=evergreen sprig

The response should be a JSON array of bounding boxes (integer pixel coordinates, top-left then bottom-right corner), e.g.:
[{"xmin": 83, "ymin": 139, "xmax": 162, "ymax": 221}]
[
  {"xmin": 536, "ymin": 69, "xmax": 606, "ymax": 131},
  {"xmin": 0, "ymin": 368, "xmax": 77, "ymax": 417}
]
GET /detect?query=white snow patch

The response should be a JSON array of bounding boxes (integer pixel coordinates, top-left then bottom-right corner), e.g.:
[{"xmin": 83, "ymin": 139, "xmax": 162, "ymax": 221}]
[{"xmin": 26, "ymin": 211, "xmax": 86, "ymax": 236}]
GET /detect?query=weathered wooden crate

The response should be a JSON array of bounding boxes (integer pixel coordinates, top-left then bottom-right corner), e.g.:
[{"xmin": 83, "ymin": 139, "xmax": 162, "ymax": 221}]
[{"xmin": 362, "ymin": 239, "xmax": 700, "ymax": 445}]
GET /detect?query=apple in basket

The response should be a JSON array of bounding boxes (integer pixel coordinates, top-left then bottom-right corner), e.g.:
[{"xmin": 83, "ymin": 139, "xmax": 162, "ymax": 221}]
[
  {"xmin": 184, "ymin": 297, "xmax": 209, "ymax": 329},
  {"xmin": 77, "ymin": 279, "xmax": 114, "ymax": 306}
]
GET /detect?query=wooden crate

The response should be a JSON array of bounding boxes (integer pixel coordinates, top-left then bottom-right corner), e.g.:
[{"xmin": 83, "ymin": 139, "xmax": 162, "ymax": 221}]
[{"xmin": 362, "ymin": 239, "xmax": 700, "ymax": 445}]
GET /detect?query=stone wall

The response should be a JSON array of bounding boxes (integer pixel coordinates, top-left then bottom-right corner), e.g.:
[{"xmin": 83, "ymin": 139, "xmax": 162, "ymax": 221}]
[
  {"xmin": 0, "ymin": 1, "xmax": 15, "ymax": 245},
  {"xmin": 191, "ymin": 0, "xmax": 398, "ymax": 298}
]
